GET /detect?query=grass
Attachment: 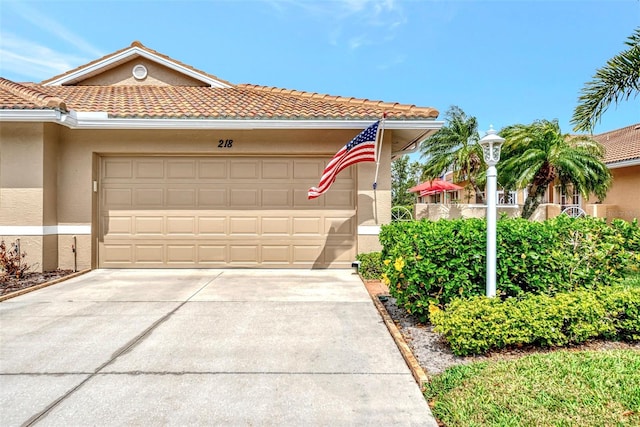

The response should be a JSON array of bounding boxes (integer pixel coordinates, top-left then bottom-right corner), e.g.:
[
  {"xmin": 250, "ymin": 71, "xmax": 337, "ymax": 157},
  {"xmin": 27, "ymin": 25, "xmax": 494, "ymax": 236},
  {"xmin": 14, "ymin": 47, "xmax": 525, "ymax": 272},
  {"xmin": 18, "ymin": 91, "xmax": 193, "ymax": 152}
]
[
  {"xmin": 424, "ymin": 349, "xmax": 640, "ymax": 426},
  {"xmin": 621, "ymin": 269, "xmax": 640, "ymax": 288}
]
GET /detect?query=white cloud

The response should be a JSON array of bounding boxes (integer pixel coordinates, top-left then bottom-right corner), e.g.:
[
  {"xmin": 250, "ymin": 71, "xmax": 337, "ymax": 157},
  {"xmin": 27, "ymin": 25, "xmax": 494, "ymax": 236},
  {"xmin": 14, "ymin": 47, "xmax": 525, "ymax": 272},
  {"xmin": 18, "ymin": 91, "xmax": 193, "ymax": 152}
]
[
  {"xmin": 376, "ymin": 53, "xmax": 407, "ymax": 70},
  {"xmin": 0, "ymin": 32, "xmax": 91, "ymax": 81},
  {"xmin": 265, "ymin": 0, "xmax": 406, "ymax": 45},
  {"xmin": 8, "ymin": 2, "xmax": 104, "ymax": 58}
]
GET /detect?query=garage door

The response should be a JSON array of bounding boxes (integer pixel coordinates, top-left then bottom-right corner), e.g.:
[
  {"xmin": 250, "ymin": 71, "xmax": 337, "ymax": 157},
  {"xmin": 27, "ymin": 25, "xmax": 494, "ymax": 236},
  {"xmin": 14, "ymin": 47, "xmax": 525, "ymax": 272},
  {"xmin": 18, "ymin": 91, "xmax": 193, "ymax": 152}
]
[{"xmin": 98, "ymin": 156, "xmax": 356, "ymax": 268}]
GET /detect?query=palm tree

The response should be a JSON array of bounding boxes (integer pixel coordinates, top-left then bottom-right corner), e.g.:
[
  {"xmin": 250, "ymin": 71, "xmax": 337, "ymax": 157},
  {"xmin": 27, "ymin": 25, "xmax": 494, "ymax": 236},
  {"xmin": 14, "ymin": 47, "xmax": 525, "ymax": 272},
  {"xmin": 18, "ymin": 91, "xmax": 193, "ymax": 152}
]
[
  {"xmin": 420, "ymin": 106, "xmax": 485, "ymax": 202},
  {"xmin": 499, "ymin": 119, "xmax": 612, "ymax": 219},
  {"xmin": 391, "ymin": 155, "xmax": 422, "ymax": 207},
  {"xmin": 571, "ymin": 27, "xmax": 640, "ymax": 133}
]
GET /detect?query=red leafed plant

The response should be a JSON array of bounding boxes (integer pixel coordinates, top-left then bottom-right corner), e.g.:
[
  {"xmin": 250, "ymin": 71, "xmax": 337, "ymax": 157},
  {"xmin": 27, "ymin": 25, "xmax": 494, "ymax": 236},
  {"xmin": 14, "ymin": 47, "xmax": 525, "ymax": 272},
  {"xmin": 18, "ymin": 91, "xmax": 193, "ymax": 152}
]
[{"xmin": 0, "ymin": 240, "xmax": 30, "ymax": 280}]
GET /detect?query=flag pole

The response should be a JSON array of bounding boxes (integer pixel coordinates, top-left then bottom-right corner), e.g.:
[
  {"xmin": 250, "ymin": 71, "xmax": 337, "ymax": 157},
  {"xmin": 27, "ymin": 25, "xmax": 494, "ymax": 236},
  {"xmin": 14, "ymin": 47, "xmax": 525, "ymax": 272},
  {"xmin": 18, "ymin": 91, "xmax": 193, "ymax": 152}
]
[
  {"xmin": 372, "ymin": 113, "xmax": 386, "ymax": 224},
  {"xmin": 373, "ymin": 112, "xmax": 386, "ymax": 191}
]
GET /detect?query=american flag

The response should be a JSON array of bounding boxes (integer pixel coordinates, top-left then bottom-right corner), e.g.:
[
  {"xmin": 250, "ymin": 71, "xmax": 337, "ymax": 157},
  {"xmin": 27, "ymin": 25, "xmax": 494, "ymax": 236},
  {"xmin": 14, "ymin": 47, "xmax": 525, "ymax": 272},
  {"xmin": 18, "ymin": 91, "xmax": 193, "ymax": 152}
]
[{"xmin": 308, "ymin": 120, "xmax": 380, "ymax": 199}]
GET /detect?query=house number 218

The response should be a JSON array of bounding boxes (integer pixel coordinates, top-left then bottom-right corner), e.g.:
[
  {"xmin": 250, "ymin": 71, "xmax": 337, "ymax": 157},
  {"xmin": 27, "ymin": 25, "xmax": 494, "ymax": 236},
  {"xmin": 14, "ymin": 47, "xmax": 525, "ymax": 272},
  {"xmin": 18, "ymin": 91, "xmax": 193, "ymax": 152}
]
[{"xmin": 218, "ymin": 139, "xmax": 233, "ymax": 148}]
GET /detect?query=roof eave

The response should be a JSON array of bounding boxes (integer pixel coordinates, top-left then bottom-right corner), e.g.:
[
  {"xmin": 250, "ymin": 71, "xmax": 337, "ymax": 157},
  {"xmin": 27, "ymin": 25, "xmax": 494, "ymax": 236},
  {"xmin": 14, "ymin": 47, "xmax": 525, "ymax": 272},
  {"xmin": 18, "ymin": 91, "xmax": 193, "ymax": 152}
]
[
  {"xmin": 43, "ymin": 46, "xmax": 232, "ymax": 88},
  {"xmin": 0, "ymin": 109, "xmax": 444, "ymax": 131},
  {"xmin": 607, "ymin": 158, "xmax": 640, "ymax": 169},
  {"xmin": 0, "ymin": 109, "xmax": 61, "ymax": 122}
]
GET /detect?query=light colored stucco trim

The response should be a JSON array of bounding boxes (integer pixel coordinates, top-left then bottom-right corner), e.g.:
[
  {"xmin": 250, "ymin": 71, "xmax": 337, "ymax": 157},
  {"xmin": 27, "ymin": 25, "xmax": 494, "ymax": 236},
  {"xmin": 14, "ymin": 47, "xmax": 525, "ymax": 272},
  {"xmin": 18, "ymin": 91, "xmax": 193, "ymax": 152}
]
[
  {"xmin": 0, "ymin": 225, "xmax": 91, "ymax": 236},
  {"xmin": 607, "ymin": 158, "xmax": 640, "ymax": 169},
  {"xmin": 43, "ymin": 46, "xmax": 232, "ymax": 88},
  {"xmin": 0, "ymin": 109, "xmax": 444, "ymax": 132},
  {"xmin": 358, "ymin": 225, "xmax": 381, "ymax": 235},
  {"xmin": 0, "ymin": 109, "xmax": 61, "ymax": 122},
  {"xmin": 61, "ymin": 112, "xmax": 444, "ymax": 130}
]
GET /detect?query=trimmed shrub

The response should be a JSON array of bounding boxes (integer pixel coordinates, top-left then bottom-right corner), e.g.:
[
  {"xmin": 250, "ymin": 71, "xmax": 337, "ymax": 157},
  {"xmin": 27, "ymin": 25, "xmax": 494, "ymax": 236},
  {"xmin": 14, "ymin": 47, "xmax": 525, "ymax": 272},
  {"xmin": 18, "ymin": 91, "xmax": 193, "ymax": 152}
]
[
  {"xmin": 380, "ymin": 216, "xmax": 639, "ymax": 321},
  {"xmin": 356, "ymin": 252, "xmax": 383, "ymax": 280},
  {"xmin": 429, "ymin": 286, "xmax": 640, "ymax": 356}
]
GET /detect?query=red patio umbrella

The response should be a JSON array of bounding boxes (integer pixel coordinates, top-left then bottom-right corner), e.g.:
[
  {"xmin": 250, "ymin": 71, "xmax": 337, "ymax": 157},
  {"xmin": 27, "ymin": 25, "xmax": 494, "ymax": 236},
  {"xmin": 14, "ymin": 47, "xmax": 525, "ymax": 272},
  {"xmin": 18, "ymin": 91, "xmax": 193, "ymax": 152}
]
[{"xmin": 408, "ymin": 179, "xmax": 463, "ymax": 196}]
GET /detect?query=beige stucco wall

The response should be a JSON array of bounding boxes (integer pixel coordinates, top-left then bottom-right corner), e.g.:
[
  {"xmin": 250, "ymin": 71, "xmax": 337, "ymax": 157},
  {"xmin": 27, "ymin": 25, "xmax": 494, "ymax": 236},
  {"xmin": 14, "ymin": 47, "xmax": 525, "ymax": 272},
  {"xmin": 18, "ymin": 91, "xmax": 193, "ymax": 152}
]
[
  {"xmin": 16, "ymin": 125, "xmax": 393, "ymax": 269},
  {"xmin": 356, "ymin": 132, "xmax": 391, "ymax": 254},
  {"xmin": 586, "ymin": 165, "xmax": 640, "ymax": 222},
  {"xmin": 0, "ymin": 122, "xmax": 55, "ymax": 271}
]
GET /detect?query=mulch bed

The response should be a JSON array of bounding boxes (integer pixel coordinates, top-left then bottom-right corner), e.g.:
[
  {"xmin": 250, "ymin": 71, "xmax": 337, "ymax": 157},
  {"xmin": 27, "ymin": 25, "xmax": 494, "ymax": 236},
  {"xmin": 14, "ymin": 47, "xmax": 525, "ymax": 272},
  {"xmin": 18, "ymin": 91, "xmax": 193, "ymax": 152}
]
[{"xmin": 1, "ymin": 270, "xmax": 75, "ymax": 296}]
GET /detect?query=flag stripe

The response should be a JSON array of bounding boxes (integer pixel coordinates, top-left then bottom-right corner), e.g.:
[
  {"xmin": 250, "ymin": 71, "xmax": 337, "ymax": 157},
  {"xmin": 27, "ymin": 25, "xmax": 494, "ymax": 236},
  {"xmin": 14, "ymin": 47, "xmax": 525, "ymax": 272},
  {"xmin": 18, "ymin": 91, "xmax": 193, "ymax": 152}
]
[{"xmin": 308, "ymin": 121, "xmax": 379, "ymax": 199}]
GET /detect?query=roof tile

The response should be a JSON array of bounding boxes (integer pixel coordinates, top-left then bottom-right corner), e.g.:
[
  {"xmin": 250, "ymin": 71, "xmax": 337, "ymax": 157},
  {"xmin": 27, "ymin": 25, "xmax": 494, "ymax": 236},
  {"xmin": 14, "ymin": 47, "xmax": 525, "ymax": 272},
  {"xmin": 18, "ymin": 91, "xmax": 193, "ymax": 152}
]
[
  {"xmin": 593, "ymin": 123, "xmax": 640, "ymax": 164},
  {"xmin": 0, "ymin": 83, "xmax": 437, "ymax": 120}
]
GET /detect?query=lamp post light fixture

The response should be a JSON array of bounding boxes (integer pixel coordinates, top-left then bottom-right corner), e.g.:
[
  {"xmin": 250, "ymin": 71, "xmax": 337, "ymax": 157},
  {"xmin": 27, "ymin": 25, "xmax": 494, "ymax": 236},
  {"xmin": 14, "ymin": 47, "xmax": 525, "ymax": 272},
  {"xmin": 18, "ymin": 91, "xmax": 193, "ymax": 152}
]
[{"xmin": 478, "ymin": 125, "xmax": 505, "ymax": 298}]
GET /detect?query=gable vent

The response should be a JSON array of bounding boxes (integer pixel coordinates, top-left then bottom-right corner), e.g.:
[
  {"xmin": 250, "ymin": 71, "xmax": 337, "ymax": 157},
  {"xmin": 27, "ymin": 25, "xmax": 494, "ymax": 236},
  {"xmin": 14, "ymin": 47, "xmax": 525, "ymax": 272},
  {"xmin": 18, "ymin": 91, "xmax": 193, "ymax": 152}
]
[{"xmin": 132, "ymin": 64, "xmax": 148, "ymax": 80}]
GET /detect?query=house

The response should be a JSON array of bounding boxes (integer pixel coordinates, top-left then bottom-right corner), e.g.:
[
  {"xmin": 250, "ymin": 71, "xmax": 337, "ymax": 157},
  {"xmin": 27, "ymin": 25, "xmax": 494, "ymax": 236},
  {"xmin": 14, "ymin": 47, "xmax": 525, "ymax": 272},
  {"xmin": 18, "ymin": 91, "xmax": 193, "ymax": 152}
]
[
  {"xmin": 413, "ymin": 124, "xmax": 640, "ymax": 222},
  {"xmin": 0, "ymin": 41, "xmax": 442, "ymax": 271},
  {"xmin": 585, "ymin": 123, "xmax": 640, "ymax": 222}
]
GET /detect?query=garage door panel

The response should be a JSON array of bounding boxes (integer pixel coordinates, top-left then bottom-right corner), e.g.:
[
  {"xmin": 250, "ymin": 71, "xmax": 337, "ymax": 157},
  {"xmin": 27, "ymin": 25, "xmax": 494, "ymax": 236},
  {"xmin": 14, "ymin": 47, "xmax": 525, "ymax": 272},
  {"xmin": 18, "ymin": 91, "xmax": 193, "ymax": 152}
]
[
  {"xmin": 294, "ymin": 161, "xmax": 323, "ymax": 179},
  {"xmin": 104, "ymin": 188, "xmax": 133, "ymax": 207},
  {"xmin": 292, "ymin": 245, "xmax": 324, "ymax": 263},
  {"xmin": 198, "ymin": 245, "xmax": 227, "ymax": 263},
  {"xmin": 167, "ymin": 217, "xmax": 195, "ymax": 234},
  {"xmin": 103, "ymin": 215, "xmax": 132, "ymax": 235},
  {"xmin": 167, "ymin": 245, "xmax": 196, "ymax": 263},
  {"xmin": 135, "ymin": 160, "xmax": 164, "ymax": 178},
  {"xmin": 199, "ymin": 189, "xmax": 227, "ymax": 207},
  {"xmin": 325, "ymin": 216, "xmax": 355, "ymax": 236},
  {"xmin": 199, "ymin": 160, "xmax": 227, "ymax": 179},
  {"xmin": 230, "ymin": 189, "xmax": 259, "ymax": 207},
  {"xmin": 293, "ymin": 217, "xmax": 322, "ymax": 235},
  {"xmin": 103, "ymin": 159, "xmax": 133, "ymax": 179},
  {"xmin": 167, "ymin": 188, "xmax": 196, "ymax": 207},
  {"xmin": 102, "ymin": 244, "xmax": 133, "ymax": 263},
  {"xmin": 262, "ymin": 189, "xmax": 290, "ymax": 207},
  {"xmin": 134, "ymin": 188, "xmax": 164, "ymax": 207},
  {"xmin": 262, "ymin": 160, "xmax": 291, "ymax": 179},
  {"xmin": 229, "ymin": 217, "xmax": 258, "ymax": 235},
  {"xmin": 262, "ymin": 217, "xmax": 289, "ymax": 235},
  {"xmin": 199, "ymin": 217, "xmax": 227, "ymax": 235},
  {"xmin": 230, "ymin": 161, "xmax": 259, "ymax": 179},
  {"xmin": 230, "ymin": 245, "xmax": 259, "ymax": 263},
  {"xmin": 99, "ymin": 156, "xmax": 355, "ymax": 268},
  {"xmin": 262, "ymin": 246, "xmax": 290, "ymax": 263},
  {"xmin": 324, "ymin": 189, "xmax": 355, "ymax": 208},
  {"xmin": 135, "ymin": 245, "xmax": 164, "ymax": 263},
  {"xmin": 135, "ymin": 216, "xmax": 163, "ymax": 235},
  {"xmin": 167, "ymin": 160, "xmax": 196, "ymax": 179}
]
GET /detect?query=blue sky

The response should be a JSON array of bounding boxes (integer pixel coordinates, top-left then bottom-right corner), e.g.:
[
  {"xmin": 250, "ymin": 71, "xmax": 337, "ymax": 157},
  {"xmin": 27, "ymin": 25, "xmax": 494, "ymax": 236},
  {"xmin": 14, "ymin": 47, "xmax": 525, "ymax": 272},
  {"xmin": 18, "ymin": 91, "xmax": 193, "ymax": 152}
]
[{"xmin": 1, "ymin": 0, "xmax": 638, "ymax": 138}]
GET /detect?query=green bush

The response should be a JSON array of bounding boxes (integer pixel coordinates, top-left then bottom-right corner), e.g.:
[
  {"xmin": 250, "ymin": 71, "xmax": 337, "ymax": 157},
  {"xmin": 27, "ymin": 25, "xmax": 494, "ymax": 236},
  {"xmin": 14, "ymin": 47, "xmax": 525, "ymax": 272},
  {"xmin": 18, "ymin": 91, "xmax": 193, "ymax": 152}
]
[
  {"xmin": 430, "ymin": 286, "xmax": 640, "ymax": 356},
  {"xmin": 355, "ymin": 252, "xmax": 383, "ymax": 280},
  {"xmin": 379, "ymin": 216, "xmax": 639, "ymax": 321}
]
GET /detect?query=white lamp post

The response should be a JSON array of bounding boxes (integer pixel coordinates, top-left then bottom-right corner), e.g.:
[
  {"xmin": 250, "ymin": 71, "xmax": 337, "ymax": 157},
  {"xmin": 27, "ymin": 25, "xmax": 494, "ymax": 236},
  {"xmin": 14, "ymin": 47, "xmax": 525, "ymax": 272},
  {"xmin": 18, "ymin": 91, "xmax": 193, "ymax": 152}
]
[{"xmin": 478, "ymin": 126, "xmax": 504, "ymax": 297}]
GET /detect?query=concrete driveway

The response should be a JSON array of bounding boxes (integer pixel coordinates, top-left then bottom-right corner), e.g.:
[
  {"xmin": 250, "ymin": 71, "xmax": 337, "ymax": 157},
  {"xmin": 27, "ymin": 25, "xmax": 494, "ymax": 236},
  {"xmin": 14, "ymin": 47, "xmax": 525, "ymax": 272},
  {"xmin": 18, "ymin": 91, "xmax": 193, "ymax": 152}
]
[{"xmin": 0, "ymin": 269, "xmax": 436, "ymax": 426}]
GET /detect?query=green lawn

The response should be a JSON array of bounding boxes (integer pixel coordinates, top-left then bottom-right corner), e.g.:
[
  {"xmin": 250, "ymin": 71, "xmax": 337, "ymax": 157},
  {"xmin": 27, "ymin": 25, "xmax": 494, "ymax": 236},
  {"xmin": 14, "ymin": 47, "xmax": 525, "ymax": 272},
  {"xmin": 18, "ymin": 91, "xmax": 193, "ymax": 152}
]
[
  {"xmin": 424, "ymin": 349, "xmax": 640, "ymax": 426},
  {"xmin": 621, "ymin": 270, "xmax": 640, "ymax": 288}
]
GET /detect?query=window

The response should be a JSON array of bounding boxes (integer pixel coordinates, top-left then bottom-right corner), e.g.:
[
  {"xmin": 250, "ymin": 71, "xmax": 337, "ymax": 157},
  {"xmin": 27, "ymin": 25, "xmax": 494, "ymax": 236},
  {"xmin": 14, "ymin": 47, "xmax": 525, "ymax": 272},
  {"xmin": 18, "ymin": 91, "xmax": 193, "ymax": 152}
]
[
  {"xmin": 498, "ymin": 190, "xmax": 517, "ymax": 205},
  {"xmin": 558, "ymin": 186, "xmax": 581, "ymax": 208}
]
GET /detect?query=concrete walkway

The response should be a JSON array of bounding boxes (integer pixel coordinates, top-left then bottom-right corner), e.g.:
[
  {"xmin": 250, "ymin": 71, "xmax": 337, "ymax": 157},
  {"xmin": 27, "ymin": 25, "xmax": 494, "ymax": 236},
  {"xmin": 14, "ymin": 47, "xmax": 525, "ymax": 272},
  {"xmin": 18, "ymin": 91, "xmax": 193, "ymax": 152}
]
[{"xmin": 0, "ymin": 269, "xmax": 437, "ymax": 426}]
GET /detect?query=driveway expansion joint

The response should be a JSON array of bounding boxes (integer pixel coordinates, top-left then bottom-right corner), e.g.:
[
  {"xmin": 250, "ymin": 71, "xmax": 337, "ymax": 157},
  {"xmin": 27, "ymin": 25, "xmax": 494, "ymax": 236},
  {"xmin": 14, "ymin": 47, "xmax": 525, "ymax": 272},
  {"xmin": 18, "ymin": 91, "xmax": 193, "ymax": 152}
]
[{"xmin": 22, "ymin": 272, "xmax": 222, "ymax": 426}]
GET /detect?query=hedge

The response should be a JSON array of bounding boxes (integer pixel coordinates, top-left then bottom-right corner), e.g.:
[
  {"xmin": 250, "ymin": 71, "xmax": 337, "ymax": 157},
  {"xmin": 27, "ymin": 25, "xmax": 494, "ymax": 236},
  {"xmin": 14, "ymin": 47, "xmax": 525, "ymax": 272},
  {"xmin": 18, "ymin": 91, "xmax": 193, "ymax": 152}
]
[
  {"xmin": 380, "ymin": 216, "xmax": 639, "ymax": 322},
  {"xmin": 355, "ymin": 252, "xmax": 383, "ymax": 280},
  {"xmin": 430, "ymin": 285, "xmax": 640, "ymax": 356}
]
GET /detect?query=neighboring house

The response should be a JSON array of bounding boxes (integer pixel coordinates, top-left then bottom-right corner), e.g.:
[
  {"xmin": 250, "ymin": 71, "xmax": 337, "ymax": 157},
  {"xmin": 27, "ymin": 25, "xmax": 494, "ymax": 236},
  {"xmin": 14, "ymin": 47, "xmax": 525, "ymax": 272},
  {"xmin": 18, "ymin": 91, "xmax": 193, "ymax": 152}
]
[
  {"xmin": 586, "ymin": 123, "xmax": 640, "ymax": 222},
  {"xmin": 0, "ymin": 41, "xmax": 443, "ymax": 271}
]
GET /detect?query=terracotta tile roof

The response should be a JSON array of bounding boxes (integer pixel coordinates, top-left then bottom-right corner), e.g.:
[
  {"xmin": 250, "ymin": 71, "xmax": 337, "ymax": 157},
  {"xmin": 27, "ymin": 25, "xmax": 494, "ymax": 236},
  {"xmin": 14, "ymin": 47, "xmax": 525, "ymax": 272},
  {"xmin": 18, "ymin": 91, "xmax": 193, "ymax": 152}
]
[
  {"xmin": 593, "ymin": 123, "xmax": 640, "ymax": 164},
  {"xmin": 0, "ymin": 78, "xmax": 67, "ymax": 111},
  {"xmin": 0, "ymin": 80, "xmax": 438, "ymax": 120},
  {"xmin": 41, "ymin": 41, "xmax": 233, "ymax": 87},
  {"xmin": 1, "ymin": 41, "xmax": 438, "ymax": 121}
]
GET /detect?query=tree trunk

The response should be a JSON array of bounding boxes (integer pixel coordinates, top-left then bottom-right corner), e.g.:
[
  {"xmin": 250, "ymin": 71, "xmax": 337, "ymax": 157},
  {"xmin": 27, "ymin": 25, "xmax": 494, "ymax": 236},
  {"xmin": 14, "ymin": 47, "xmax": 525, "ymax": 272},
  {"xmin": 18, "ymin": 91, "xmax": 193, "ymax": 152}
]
[
  {"xmin": 470, "ymin": 179, "xmax": 485, "ymax": 204},
  {"xmin": 521, "ymin": 184, "xmax": 548, "ymax": 219}
]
